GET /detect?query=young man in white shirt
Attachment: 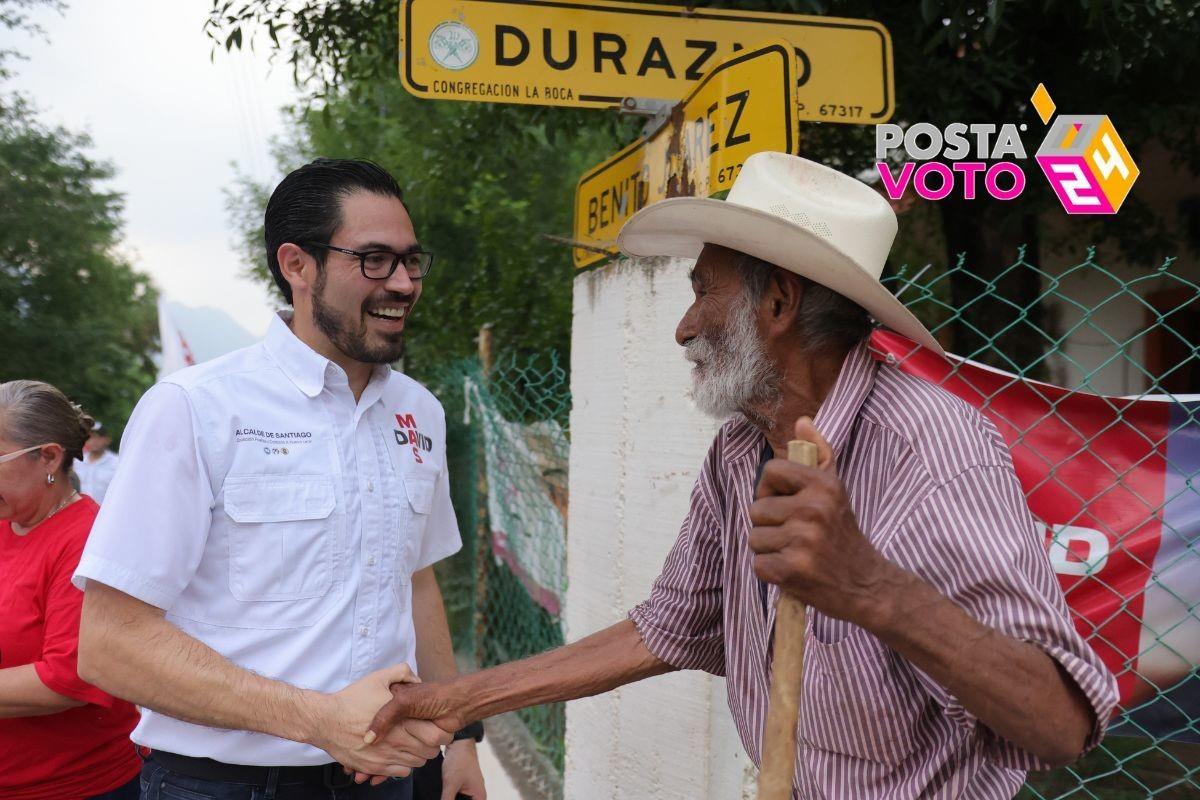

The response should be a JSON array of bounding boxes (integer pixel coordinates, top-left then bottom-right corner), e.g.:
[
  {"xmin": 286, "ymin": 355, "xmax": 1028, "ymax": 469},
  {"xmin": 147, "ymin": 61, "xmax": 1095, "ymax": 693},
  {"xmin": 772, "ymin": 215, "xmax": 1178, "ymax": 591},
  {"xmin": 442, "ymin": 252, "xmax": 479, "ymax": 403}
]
[
  {"xmin": 75, "ymin": 159, "xmax": 486, "ymax": 799},
  {"xmin": 75, "ymin": 422, "xmax": 119, "ymax": 503}
]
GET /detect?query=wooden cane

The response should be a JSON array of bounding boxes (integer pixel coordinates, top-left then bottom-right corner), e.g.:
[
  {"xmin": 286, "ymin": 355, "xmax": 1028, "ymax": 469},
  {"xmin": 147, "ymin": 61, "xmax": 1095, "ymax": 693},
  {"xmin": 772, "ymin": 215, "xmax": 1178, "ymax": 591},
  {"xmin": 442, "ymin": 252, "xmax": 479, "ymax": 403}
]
[{"xmin": 757, "ymin": 439, "xmax": 818, "ymax": 800}]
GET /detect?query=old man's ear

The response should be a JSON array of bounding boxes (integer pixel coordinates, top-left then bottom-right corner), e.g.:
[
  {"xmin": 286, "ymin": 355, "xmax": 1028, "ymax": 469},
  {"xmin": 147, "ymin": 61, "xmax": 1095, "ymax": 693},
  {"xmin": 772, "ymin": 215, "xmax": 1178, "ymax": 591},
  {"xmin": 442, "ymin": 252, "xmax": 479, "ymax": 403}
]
[{"xmin": 767, "ymin": 269, "xmax": 805, "ymax": 324}]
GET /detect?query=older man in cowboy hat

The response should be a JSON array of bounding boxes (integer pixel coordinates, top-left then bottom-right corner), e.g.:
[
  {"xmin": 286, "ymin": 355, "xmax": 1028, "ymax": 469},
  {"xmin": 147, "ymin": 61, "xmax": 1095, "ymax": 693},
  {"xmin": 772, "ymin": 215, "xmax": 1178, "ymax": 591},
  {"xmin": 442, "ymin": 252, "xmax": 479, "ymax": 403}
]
[{"xmin": 363, "ymin": 154, "xmax": 1118, "ymax": 797}]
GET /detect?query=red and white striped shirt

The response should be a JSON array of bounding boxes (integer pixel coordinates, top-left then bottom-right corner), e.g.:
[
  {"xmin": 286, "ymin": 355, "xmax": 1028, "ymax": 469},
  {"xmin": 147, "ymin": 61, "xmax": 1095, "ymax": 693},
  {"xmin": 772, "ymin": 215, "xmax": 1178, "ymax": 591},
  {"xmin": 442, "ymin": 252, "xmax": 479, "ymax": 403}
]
[{"xmin": 630, "ymin": 340, "xmax": 1118, "ymax": 799}]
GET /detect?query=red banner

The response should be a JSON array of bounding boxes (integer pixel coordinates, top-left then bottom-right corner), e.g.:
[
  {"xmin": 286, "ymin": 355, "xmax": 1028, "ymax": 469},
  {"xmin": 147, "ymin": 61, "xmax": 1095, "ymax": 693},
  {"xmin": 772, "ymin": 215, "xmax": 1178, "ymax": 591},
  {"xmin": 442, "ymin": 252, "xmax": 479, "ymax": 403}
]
[{"xmin": 870, "ymin": 331, "xmax": 1200, "ymax": 735}]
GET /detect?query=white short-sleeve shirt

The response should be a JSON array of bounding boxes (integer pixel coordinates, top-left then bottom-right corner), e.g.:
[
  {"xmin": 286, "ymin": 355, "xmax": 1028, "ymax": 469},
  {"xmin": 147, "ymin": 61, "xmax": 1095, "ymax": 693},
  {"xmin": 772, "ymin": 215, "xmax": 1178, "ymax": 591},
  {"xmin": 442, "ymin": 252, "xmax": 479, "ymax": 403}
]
[
  {"xmin": 75, "ymin": 449, "xmax": 119, "ymax": 503},
  {"xmin": 74, "ymin": 313, "xmax": 462, "ymax": 766}
]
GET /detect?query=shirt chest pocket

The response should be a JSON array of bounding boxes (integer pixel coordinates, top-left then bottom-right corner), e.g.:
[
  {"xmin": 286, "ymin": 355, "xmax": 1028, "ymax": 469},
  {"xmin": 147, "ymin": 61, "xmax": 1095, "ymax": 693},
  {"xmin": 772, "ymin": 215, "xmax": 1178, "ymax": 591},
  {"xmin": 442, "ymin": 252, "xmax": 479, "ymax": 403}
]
[
  {"xmin": 393, "ymin": 473, "xmax": 435, "ymax": 593},
  {"xmin": 224, "ymin": 475, "xmax": 337, "ymax": 603},
  {"xmin": 799, "ymin": 618, "xmax": 926, "ymax": 766}
]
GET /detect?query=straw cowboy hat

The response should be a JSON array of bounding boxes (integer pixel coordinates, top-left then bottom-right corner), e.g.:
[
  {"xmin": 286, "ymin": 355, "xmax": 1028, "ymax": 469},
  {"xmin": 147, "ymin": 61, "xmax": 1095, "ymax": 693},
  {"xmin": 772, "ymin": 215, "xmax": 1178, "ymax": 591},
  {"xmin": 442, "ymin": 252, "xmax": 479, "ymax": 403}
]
[{"xmin": 617, "ymin": 152, "xmax": 944, "ymax": 356}]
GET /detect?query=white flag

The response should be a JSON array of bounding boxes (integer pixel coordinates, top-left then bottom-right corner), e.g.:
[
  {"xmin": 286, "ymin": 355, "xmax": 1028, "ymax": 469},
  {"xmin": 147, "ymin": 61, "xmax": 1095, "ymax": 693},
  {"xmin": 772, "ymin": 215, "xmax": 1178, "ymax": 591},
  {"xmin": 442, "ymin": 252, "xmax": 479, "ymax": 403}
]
[{"xmin": 157, "ymin": 298, "xmax": 196, "ymax": 379}]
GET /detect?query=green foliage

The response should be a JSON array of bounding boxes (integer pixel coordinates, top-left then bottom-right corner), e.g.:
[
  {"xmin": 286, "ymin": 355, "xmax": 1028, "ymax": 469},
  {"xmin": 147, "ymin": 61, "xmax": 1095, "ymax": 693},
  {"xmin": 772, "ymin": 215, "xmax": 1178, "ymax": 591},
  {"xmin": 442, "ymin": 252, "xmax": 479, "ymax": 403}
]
[
  {"xmin": 0, "ymin": 1, "xmax": 64, "ymax": 79},
  {"xmin": 230, "ymin": 83, "xmax": 634, "ymax": 373},
  {"xmin": 0, "ymin": 94, "xmax": 158, "ymax": 442},
  {"xmin": 203, "ymin": 1, "xmax": 396, "ymax": 97}
]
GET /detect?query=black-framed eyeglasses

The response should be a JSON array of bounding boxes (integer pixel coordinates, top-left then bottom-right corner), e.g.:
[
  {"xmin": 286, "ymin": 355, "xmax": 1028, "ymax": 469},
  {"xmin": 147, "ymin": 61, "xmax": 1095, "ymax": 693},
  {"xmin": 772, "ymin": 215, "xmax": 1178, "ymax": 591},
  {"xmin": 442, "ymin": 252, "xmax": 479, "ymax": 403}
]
[{"xmin": 304, "ymin": 242, "xmax": 435, "ymax": 280}]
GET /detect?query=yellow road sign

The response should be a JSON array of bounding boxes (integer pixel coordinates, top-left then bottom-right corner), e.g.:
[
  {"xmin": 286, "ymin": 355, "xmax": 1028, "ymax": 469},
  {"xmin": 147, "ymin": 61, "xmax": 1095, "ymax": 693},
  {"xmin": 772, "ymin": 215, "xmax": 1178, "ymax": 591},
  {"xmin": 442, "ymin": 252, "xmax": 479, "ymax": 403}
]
[
  {"xmin": 573, "ymin": 41, "xmax": 797, "ymax": 269},
  {"xmin": 399, "ymin": 0, "xmax": 893, "ymax": 124}
]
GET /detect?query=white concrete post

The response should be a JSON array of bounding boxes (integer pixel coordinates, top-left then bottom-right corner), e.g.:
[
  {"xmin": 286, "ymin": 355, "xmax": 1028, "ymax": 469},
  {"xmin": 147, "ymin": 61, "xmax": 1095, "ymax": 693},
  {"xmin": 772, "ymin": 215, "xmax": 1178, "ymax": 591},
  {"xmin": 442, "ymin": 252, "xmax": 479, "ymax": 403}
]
[{"xmin": 564, "ymin": 257, "xmax": 755, "ymax": 799}]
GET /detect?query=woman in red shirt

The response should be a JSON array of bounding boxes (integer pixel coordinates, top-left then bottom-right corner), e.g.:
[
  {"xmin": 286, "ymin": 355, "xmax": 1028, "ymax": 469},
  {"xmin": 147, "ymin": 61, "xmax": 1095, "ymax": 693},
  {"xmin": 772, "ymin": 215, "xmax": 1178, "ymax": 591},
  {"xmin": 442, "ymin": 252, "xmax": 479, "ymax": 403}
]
[{"xmin": 0, "ymin": 380, "xmax": 141, "ymax": 799}]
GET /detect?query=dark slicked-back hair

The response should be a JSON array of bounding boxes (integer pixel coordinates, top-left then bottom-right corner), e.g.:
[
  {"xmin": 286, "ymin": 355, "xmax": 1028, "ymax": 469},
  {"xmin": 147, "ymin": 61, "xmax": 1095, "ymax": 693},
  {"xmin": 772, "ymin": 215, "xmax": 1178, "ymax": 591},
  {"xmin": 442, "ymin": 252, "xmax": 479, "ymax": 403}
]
[{"xmin": 264, "ymin": 158, "xmax": 405, "ymax": 304}]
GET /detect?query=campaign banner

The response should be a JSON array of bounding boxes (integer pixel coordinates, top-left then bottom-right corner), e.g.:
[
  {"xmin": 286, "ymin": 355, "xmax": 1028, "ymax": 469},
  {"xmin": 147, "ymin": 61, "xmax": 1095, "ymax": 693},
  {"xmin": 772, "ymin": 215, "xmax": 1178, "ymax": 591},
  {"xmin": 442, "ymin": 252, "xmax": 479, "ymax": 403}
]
[{"xmin": 870, "ymin": 330, "xmax": 1200, "ymax": 739}]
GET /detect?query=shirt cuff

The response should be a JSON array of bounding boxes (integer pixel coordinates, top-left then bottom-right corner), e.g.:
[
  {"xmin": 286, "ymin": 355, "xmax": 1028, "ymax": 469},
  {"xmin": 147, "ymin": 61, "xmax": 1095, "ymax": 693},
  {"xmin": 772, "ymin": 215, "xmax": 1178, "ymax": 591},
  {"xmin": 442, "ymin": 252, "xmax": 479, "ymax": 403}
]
[
  {"xmin": 978, "ymin": 639, "xmax": 1119, "ymax": 770},
  {"xmin": 629, "ymin": 602, "xmax": 725, "ymax": 676},
  {"xmin": 33, "ymin": 660, "xmax": 115, "ymax": 709},
  {"xmin": 1037, "ymin": 640, "xmax": 1119, "ymax": 753},
  {"xmin": 73, "ymin": 552, "xmax": 180, "ymax": 610}
]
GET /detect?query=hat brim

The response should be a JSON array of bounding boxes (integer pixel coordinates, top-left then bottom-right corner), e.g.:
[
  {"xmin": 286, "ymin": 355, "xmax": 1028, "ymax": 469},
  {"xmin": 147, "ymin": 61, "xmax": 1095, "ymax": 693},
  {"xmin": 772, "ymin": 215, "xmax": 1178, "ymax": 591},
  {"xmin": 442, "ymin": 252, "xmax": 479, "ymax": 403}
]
[{"xmin": 617, "ymin": 197, "xmax": 945, "ymax": 357}]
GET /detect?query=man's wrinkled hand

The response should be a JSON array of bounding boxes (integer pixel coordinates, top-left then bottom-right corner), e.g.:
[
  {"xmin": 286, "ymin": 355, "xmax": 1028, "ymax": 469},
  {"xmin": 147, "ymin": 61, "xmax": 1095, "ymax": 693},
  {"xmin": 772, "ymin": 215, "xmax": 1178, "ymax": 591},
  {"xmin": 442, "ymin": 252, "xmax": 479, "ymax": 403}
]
[
  {"xmin": 748, "ymin": 416, "xmax": 894, "ymax": 628},
  {"xmin": 364, "ymin": 678, "xmax": 467, "ymax": 746}
]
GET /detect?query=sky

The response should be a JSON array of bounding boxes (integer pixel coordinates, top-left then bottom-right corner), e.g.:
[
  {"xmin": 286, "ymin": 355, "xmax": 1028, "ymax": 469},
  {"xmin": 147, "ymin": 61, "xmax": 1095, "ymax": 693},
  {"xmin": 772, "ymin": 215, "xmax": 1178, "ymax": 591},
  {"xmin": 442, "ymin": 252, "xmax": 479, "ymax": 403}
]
[{"xmin": 4, "ymin": 0, "xmax": 300, "ymax": 338}]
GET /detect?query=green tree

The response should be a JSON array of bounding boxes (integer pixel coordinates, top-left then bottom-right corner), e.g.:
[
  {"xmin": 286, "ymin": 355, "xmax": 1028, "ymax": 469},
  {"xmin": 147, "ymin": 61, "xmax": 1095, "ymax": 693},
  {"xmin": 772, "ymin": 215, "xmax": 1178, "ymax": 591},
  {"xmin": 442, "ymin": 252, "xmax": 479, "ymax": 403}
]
[
  {"xmin": 208, "ymin": 0, "xmax": 1199, "ymax": 368},
  {"xmin": 0, "ymin": 0, "xmax": 158, "ymax": 440},
  {"xmin": 0, "ymin": 94, "xmax": 158, "ymax": 440}
]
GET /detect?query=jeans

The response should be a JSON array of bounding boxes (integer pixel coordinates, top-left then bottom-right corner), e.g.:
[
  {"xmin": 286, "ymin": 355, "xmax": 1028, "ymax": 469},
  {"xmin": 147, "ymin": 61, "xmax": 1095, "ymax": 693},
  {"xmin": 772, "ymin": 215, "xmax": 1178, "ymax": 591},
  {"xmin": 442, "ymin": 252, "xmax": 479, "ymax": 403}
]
[{"xmin": 139, "ymin": 762, "xmax": 414, "ymax": 800}]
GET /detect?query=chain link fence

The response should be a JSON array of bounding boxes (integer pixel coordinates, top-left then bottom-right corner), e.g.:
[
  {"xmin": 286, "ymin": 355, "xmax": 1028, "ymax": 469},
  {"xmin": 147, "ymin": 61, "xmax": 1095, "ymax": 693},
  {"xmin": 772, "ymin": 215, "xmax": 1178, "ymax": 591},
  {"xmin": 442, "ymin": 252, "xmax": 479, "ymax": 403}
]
[
  {"xmin": 430, "ymin": 350, "xmax": 570, "ymax": 799},
  {"xmin": 884, "ymin": 250, "xmax": 1199, "ymax": 799},
  {"xmin": 430, "ymin": 249, "xmax": 1198, "ymax": 799}
]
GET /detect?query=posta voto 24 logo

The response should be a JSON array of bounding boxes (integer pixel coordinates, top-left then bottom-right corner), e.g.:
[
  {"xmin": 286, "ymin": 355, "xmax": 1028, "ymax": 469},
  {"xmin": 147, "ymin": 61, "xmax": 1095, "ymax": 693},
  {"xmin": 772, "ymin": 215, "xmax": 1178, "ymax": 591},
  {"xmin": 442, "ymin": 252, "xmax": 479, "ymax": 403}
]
[{"xmin": 874, "ymin": 84, "xmax": 1139, "ymax": 214}]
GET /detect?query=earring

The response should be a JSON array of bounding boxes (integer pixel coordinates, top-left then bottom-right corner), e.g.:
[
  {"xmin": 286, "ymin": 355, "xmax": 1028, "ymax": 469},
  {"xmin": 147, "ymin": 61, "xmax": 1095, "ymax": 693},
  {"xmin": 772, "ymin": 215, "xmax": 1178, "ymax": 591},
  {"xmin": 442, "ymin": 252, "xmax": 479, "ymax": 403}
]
[{"xmin": 46, "ymin": 473, "xmax": 55, "ymax": 486}]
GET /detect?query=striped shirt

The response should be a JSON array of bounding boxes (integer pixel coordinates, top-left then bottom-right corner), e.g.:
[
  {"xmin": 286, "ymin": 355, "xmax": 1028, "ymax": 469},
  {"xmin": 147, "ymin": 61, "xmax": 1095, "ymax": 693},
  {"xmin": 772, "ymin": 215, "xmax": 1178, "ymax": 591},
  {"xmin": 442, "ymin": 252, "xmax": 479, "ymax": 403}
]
[{"xmin": 629, "ymin": 340, "xmax": 1118, "ymax": 799}]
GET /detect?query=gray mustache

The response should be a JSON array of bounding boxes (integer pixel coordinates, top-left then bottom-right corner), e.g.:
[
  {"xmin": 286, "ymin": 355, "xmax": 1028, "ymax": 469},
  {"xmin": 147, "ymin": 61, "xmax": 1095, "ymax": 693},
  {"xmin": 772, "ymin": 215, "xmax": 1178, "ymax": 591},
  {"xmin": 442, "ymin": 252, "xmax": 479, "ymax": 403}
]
[{"xmin": 684, "ymin": 338, "xmax": 714, "ymax": 364}]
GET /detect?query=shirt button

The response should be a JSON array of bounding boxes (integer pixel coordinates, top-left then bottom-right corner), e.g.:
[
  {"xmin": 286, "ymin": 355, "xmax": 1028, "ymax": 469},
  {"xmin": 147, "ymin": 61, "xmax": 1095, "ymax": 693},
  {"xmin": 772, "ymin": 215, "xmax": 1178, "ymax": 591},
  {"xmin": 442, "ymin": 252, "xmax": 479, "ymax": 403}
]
[
  {"xmin": 368, "ymin": 555, "xmax": 376, "ymax": 566},
  {"xmin": 360, "ymin": 626, "xmax": 369, "ymax": 637},
  {"xmin": 367, "ymin": 481, "xmax": 374, "ymax": 492}
]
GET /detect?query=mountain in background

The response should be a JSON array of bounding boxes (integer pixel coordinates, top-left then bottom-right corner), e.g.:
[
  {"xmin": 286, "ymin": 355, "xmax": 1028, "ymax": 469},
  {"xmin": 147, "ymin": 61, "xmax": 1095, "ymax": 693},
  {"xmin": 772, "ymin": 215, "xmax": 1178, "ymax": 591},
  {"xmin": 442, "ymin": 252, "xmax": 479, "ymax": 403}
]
[{"xmin": 163, "ymin": 301, "xmax": 258, "ymax": 363}]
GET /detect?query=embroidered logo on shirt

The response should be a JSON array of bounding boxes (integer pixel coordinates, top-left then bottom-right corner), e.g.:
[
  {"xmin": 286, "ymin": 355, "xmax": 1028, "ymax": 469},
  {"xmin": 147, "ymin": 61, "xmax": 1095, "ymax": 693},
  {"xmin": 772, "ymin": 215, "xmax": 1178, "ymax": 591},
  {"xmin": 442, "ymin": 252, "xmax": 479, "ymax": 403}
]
[
  {"xmin": 235, "ymin": 428, "xmax": 313, "ymax": 445},
  {"xmin": 394, "ymin": 413, "xmax": 434, "ymax": 463}
]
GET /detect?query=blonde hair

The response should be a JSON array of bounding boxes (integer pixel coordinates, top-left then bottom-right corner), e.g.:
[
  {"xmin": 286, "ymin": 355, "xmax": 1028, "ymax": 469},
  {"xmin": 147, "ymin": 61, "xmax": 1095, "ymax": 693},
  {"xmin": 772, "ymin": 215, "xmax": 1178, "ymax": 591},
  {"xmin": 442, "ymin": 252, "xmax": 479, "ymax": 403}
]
[{"xmin": 0, "ymin": 380, "xmax": 95, "ymax": 472}]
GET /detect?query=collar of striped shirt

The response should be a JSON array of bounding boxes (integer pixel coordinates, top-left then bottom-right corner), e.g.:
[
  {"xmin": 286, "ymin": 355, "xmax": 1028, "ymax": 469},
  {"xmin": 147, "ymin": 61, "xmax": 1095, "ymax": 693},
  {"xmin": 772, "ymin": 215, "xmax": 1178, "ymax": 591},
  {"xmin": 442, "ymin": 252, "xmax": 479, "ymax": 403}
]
[{"xmin": 724, "ymin": 338, "xmax": 878, "ymax": 467}]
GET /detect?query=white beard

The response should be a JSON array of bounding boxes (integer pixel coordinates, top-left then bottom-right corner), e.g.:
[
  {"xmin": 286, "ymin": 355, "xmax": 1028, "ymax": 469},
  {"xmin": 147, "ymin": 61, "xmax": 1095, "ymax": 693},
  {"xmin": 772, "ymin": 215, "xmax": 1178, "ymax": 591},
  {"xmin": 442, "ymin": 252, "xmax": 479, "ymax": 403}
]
[{"xmin": 684, "ymin": 290, "xmax": 780, "ymax": 423}]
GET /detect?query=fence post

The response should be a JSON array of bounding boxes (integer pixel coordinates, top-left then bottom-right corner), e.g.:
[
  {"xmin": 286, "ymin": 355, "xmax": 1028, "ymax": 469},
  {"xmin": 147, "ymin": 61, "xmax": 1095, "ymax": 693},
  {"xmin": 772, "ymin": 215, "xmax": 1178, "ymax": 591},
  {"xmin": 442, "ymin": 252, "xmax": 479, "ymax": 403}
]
[{"xmin": 473, "ymin": 323, "xmax": 494, "ymax": 665}]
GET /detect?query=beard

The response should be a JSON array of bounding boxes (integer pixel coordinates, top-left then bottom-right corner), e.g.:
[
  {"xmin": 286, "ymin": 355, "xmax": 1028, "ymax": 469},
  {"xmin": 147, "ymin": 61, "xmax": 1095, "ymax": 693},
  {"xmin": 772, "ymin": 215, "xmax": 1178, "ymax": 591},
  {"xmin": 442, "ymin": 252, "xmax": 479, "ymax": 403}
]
[
  {"xmin": 311, "ymin": 267, "xmax": 408, "ymax": 365},
  {"xmin": 685, "ymin": 289, "xmax": 781, "ymax": 424}
]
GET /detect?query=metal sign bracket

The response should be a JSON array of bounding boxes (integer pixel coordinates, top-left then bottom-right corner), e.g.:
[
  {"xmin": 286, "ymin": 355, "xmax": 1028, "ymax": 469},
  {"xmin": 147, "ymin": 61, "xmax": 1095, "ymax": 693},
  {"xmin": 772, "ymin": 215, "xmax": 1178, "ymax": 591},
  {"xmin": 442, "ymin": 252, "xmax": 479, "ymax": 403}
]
[{"xmin": 617, "ymin": 97, "xmax": 675, "ymax": 136}]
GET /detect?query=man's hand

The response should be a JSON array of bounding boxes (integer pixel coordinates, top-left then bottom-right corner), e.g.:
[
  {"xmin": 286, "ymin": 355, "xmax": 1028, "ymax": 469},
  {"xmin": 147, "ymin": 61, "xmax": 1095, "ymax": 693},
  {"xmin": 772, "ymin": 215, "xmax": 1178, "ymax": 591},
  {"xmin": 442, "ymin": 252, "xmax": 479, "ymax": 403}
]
[
  {"xmin": 748, "ymin": 417, "xmax": 894, "ymax": 628},
  {"xmin": 442, "ymin": 740, "xmax": 487, "ymax": 799},
  {"xmin": 365, "ymin": 677, "xmax": 467, "ymax": 745},
  {"xmin": 306, "ymin": 664, "xmax": 447, "ymax": 778}
]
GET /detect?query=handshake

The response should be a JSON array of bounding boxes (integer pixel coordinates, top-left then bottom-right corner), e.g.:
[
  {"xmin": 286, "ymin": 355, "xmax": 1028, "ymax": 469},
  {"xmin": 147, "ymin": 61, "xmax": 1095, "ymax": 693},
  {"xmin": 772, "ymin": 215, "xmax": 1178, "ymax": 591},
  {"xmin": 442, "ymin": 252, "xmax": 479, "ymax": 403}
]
[{"xmin": 305, "ymin": 664, "xmax": 476, "ymax": 789}]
